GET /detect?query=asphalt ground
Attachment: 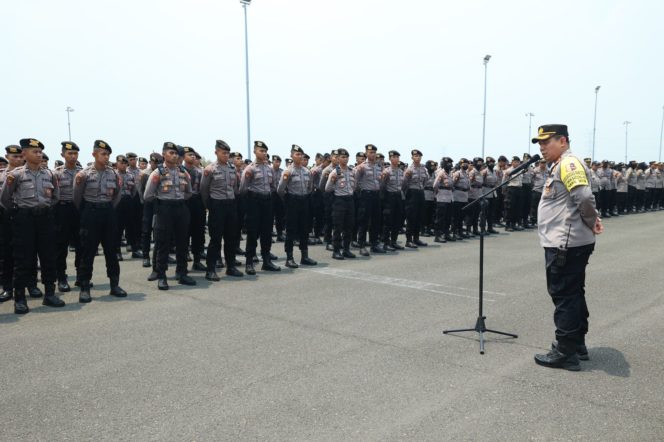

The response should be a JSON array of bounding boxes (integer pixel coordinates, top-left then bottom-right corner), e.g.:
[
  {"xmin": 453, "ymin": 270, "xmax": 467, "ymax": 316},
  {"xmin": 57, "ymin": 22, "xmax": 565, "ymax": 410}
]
[{"xmin": 1, "ymin": 211, "xmax": 663, "ymax": 441}]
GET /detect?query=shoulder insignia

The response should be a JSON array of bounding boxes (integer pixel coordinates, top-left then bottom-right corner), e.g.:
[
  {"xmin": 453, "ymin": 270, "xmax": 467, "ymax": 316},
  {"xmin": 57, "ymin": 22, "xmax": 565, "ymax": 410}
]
[{"xmin": 560, "ymin": 157, "xmax": 589, "ymax": 191}]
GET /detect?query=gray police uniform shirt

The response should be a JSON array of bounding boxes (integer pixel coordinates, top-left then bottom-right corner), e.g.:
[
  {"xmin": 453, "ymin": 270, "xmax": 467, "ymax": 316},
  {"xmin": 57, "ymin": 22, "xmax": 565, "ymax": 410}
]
[
  {"xmin": 239, "ymin": 162, "xmax": 275, "ymax": 195},
  {"xmin": 636, "ymin": 170, "xmax": 646, "ymax": 190},
  {"xmin": 656, "ymin": 168, "xmax": 663, "ymax": 189},
  {"xmin": 616, "ymin": 170, "xmax": 628, "ymax": 193},
  {"xmin": 433, "ymin": 169, "xmax": 454, "ymax": 203},
  {"xmin": 531, "ymin": 167, "xmax": 548, "ymax": 193},
  {"xmin": 310, "ymin": 164, "xmax": 323, "ymax": 191},
  {"xmin": 0, "ymin": 165, "xmax": 58, "ymax": 209},
  {"xmin": 452, "ymin": 169, "xmax": 469, "ymax": 203},
  {"xmin": 468, "ymin": 167, "xmax": 484, "ymax": 200},
  {"xmin": 118, "ymin": 170, "xmax": 137, "ymax": 198},
  {"xmin": 381, "ymin": 166, "xmax": 404, "ymax": 193},
  {"xmin": 597, "ymin": 167, "xmax": 611, "ymax": 190},
  {"xmin": 481, "ymin": 168, "xmax": 498, "ymax": 199},
  {"xmin": 185, "ymin": 166, "xmax": 203, "ymax": 195},
  {"xmin": 645, "ymin": 168, "xmax": 657, "ymax": 189},
  {"xmin": 277, "ymin": 165, "xmax": 312, "ymax": 197},
  {"xmin": 504, "ymin": 167, "xmax": 523, "ymax": 187},
  {"xmin": 53, "ymin": 165, "xmax": 81, "ymax": 202},
  {"xmin": 522, "ymin": 168, "xmax": 533, "ymax": 185},
  {"xmin": 355, "ymin": 161, "xmax": 381, "ymax": 191},
  {"xmin": 143, "ymin": 166, "xmax": 192, "ymax": 202},
  {"xmin": 537, "ymin": 150, "xmax": 597, "ymax": 248},
  {"xmin": 402, "ymin": 163, "xmax": 429, "ymax": 191},
  {"xmin": 589, "ymin": 169, "xmax": 600, "ymax": 193},
  {"xmin": 625, "ymin": 167, "xmax": 637, "ymax": 187},
  {"xmin": 319, "ymin": 164, "xmax": 336, "ymax": 191},
  {"xmin": 200, "ymin": 161, "xmax": 237, "ymax": 204},
  {"xmin": 325, "ymin": 167, "xmax": 356, "ymax": 196},
  {"xmin": 127, "ymin": 166, "xmax": 141, "ymax": 192},
  {"xmin": 73, "ymin": 165, "xmax": 122, "ymax": 208}
]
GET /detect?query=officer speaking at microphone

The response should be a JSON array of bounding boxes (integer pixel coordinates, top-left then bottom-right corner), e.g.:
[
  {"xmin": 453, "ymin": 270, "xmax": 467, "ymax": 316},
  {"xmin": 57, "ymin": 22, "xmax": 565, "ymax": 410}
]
[{"xmin": 532, "ymin": 124, "xmax": 603, "ymax": 371}]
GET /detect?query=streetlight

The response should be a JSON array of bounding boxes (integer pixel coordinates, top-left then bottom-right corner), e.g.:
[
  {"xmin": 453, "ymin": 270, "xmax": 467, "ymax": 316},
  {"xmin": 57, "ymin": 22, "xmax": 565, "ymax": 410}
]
[
  {"xmin": 659, "ymin": 106, "xmax": 663, "ymax": 162},
  {"xmin": 592, "ymin": 85, "xmax": 600, "ymax": 160},
  {"xmin": 65, "ymin": 106, "xmax": 75, "ymax": 140},
  {"xmin": 525, "ymin": 112, "xmax": 534, "ymax": 154},
  {"xmin": 623, "ymin": 120, "xmax": 631, "ymax": 164},
  {"xmin": 240, "ymin": 0, "xmax": 252, "ymax": 161},
  {"xmin": 481, "ymin": 54, "xmax": 491, "ymax": 159}
]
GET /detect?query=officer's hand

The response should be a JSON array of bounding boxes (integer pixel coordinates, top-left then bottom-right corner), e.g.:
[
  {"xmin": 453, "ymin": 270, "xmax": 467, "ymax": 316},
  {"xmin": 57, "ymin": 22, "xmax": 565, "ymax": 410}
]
[
  {"xmin": 283, "ymin": 172, "xmax": 290, "ymax": 181},
  {"xmin": 331, "ymin": 173, "xmax": 337, "ymax": 182},
  {"xmin": 245, "ymin": 169, "xmax": 253, "ymax": 178},
  {"xmin": 593, "ymin": 217, "xmax": 604, "ymax": 234}
]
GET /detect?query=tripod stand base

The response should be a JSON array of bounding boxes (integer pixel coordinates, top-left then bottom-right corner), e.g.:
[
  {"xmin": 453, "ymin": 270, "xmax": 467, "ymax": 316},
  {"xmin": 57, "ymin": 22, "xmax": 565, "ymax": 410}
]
[{"xmin": 443, "ymin": 316, "xmax": 518, "ymax": 354}]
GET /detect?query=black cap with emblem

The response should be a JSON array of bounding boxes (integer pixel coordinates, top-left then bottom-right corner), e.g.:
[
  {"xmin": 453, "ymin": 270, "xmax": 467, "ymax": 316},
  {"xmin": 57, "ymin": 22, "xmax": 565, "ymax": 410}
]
[
  {"xmin": 356, "ymin": 152, "xmax": 367, "ymax": 159},
  {"xmin": 531, "ymin": 124, "xmax": 569, "ymax": 144},
  {"xmin": 162, "ymin": 142, "xmax": 178, "ymax": 153},
  {"xmin": 94, "ymin": 140, "xmax": 112, "ymax": 153},
  {"xmin": 5, "ymin": 145, "xmax": 22, "ymax": 154},
  {"xmin": 291, "ymin": 144, "xmax": 304, "ymax": 154},
  {"xmin": 0, "ymin": 157, "xmax": 8, "ymax": 165},
  {"xmin": 388, "ymin": 150, "xmax": 400, "ymax": 158},
  {"xmin": 150, "ymin": 152, "xmax": 163, "ymax": 163},
  {"xmin": 254, "ymin": 140, "xmax": 268, "ymax": 151},
  {"xmin": 139, "ymin": 157, "xmax": 148, "ymax": 163},
  {"xmin": 272, "ymin": 155, "xmax": 282, "ymax": 162},
  {"xmin": 215, "ymin": 140, "xmax": 231, "ymax": 151},
  {"xmin": 411, "ymin": 149, "xmax": 423, "ymax": 156},
  {"xmin": 126, "ymin": 152, "xmax": 138, "ymax": 159},
  {"xmin": 116, "ymin": 155, "xmax": 128, "ymax": 164},
  {"xmin": 365, "ymin": 144, "xmax": 377, "ymax": 152},
  {"xmin": 61, "ymin": 141, "xmax": 80, "ymax": 152},
  {"xmin": 182, "ymin": 146, "xmax": 196, "ymax": 155},
  {"xmin": 42, "ymin": 153, "xmax": 49, "ymax": 161},
  {"xmin": 20, "ymin": 138, "xmax": 44, "ymax": 150},
  {"xmin": 337, "ymin": 148, "xmax": 350, "ymax": 157}
]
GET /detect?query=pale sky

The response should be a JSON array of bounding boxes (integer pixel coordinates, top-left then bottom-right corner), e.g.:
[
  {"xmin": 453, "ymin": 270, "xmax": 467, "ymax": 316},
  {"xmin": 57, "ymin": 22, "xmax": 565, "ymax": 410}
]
[{"xmin": 3, "ymin": 0, "xmax": 663, "ymax": 164}]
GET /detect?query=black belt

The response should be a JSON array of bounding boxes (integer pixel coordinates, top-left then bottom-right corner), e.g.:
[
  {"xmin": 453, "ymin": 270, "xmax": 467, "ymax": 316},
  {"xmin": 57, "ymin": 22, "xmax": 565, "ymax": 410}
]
[
  {"xmin": 84, "ymin": 201, "xmax": 112, "ymax": 209},
  {"xmin": 16, "ymin": 206, "xmax": 51, "ymax": 215},
  {"xmin": 247, "ymin": 191, "xmax": 272, "ymax": 200},
  {"xmin": 438, "ymin": 186, "xmax": 452, "ymax": 190},
  {"xmin": 424, "ymin": 187, "xmax": 433, "ymax": 191},
  {"xmin": 335, "ymin": 194, "xmax": 354, "ymax": 200},
  {"xmin": 360, "ymin": 189, "xmax": 379, "ymax": 195},
  {"xmin": 156, "ymin": 199, "xmax": 186, "ymax": 207},
  {"xmin": 210, "ymin": 198, "xmax": 236, "ymax": 205},
  {"xmin": 287, "ymin": 194, "xmax": 309, "ymax": 200},
  {"xmin": 58, "ymin": 200, "xmax": 74, "ymax": 205}
]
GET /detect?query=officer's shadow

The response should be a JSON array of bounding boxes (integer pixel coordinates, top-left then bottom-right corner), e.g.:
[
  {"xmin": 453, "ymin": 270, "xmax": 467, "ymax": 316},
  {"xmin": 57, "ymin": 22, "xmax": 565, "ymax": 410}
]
[
  {"xmin": 96, "ymin": 292, "xmax": 147, "ymax": 302},
  {"xmin": 583, "ymin": 346, "xmax": 631, "ymax": 377}
]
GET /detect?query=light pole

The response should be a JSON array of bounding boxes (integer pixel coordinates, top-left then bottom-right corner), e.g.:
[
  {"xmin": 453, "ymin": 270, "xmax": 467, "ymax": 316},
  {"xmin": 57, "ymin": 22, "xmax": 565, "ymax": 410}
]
[
  {"xmin": 659, "ymin": 106, "xmax": 663, "ymax": 162},
  {"xmin": 65, "ymin": 106, "xmax": 75, "ymax": 140},
  {"xmin": 240, "ymin": 0, "xmax": 252, "ymax": 161},
  {"xmin": 481, "ymin": 54, "xmax": 491, "ymax": 159},
  {"xmin": 623, "ymin": 120, "xmax": 631, "ymax": 164},
  {"xmin": 525, "ymin": 112, "xmax": 534, "ymax": 154},
  {"xmin": 592, "ymin": 85, "xmax": 600, "ymax": 160}
]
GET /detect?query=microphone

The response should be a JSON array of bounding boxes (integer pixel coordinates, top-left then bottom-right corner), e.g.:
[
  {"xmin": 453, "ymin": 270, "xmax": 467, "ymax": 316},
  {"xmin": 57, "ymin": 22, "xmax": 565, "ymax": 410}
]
[{"xmin": 506, "ymin": 154, "xmax": 541, "ymax": 176}]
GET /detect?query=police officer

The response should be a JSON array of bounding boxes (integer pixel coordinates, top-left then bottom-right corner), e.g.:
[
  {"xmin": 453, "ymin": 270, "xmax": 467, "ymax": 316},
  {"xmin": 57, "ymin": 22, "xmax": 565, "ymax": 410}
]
[
  {"xmin": 433, "ymin": 157, "xmax": 454, "ymax": 242},
  {"xmin": 0, "ymin": 157, "xmax": 7, "ymax": 171},
  {"xmin": 53, "ymin": 141, "xmax": 82, "ymax": 292},
  {"xmin": 625, "ymin": 160, "xmax": 638, "ymax": 213},
  {"xmin": 138, "ymin": 157, "xmax": 148, "ymax": 170},
  {"xmin": 271, "ymin": 155, "xmax": 285, "ymax": 242},
  {"xmin": 115, "ymin": 154, "xmax": 137, "ymax": 262},
  {"xmin": 380, "ymin": 150, "xmax": 405, "ymax": 250},
  {"xmin": 521, "ymin": 153, "xmax": 534, "ymax": 228},
  {"xmin": 143, "ymin": 142, "xmax": 196, "ymax": 290},
  {"xmin": 354, "ymin": 144, "xmax": 384, "ymax": 255},
  {"xmin": 200, "ymin": 140, "xmax": 243, "ymax": 280},
  {"xmin": 239, "ymin": 141, "xmax": 280, "ymax": 275},
  {"xmin": 530, "ymin": 158, "xmax": 548, "ymax": 225},
  {"xmin": 480, "ymin": 156, "xmax": 500, "ymax": 234},
  {"xmin": 319, "ymin": 150, "xmax": 339, "ymax": 251},
  {"xmin": 73, "ymin": 140, "xmax": 127, "ymax": 302},
  {"xmin": 325, "ymin": 148, "xmax": 356, "ymax": 260},
  {"xmin": 183, "ymin": 146, "xmax": 206, "ymax": 271},
  {"xmin": 451, "ymin": 158, "xmax": 470, "ymax": 240},
  {"xmin": 466, "ymin": 157, "xmax": 484, "ymax": 236},
  {"xmin": 0, "ymin": 138, "xmax": 65, "ymax": 313},
  {"xmin": 532, "ymin": 124, "xmax": 603, "ymax": 371},
  {"xmin": 402, "ymin": 149, "xmax": 429, "ymax": 247},
  {"xmin": 503, "ymin": 156, "xmax": 524, "ymax": 231},
  {"xmin": 309, "ymin": 153, "xmax": 327, "ymax": 245},
  {"xmin": 126, "ymin": 152, "xmax": 143, "ymax": 258},
  {"xmin": 0, "ymin": 145, "xmax": 24, "ymax": 303},
  {"xmin": 231, "ymin": 152, "xmax": 246, "ymax": 257},
  {"xmin": 277, "ymin": 145, "xmax": 318, "ymax": 268},
  {"xmin": 140, "ymin": 153, "xmax": 162, "ymax": 270}
]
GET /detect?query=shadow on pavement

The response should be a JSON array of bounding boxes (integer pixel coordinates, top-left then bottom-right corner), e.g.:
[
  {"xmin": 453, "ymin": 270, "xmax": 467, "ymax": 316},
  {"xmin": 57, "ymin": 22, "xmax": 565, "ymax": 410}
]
[{"xmin": 585, "ymin": 346, "xmax": 631, "ymax": 377}]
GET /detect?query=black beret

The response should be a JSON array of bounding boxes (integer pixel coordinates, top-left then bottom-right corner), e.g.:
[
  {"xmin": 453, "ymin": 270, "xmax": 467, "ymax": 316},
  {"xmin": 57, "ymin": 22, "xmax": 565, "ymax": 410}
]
[
  {"xmin": 182, "ymin": 146, "xmax": 196, "ymax": 155},
  {"xmin": 138, "ymin": 157, "xmax": 148, "ymax": 163},
  {"xmin": 195, "ymin": 152, "xmax": 201, "ymax": 160},
  {"xmin": 291, "ymin": 144, "xmax": 304, "ymax": 154},
  {"xmin": 583, "ymin": 157, "xmax": 592, "ymax": 162},
  {"xmin": 376, "ymin": 153, "xmax": 385, "ymax": 159},
  {"xmin": 323, "ymin": 153, "xmax": 330, "ymax": 160},
  {"xmin": 459, "ymin": 158, "xmax": 469, "ymax": 164},
  {"xmin": 94, "ymin": 140, "xmax": 112, "ymax": 153},
  {"xmin": 330, "ymin": 149, "xmax": 339, "ymax": 156},
  {"xmin": 532, "ymin": 124, "xmax": 569, "ymax": 144},
  {"xmin": 254, "ymin": 140, "xmax": 268, "ymax": 151},
  {"xmin": 315, "ymin": 153, "xmax": 322, "ymax": 159},
  {"xmin": 272, "ymin": 155, "xmax": 282, "ymax": 161},
  {"xmin": 0, "ymin": 157, "xmax": 7, "ymax": 164},
  {"xmin": 5, "ymin": 145, "xmax": 22, "ymax": 154},
  {"xmin": 411, "ymin": 149, "xmax": 423, "ymax": 156},
  {"xmin": 163, "ymin": 141, "xmax": 177, "ymax": 152},
  {"xmin": 285, "ymin": 158, "xmax": 293, "ymax": 164},
  {"xmin": 244, "ymin": 159, "xmax": 252, "ymax": 165},
  {"xmin": 441, "ymin": 157, "xmax": 453, "ymax": 164},
  {"xmin": 126, "ymin": 152, "xmax": 138, "ymax": 158},
  {"xmin": 215, "ymin": 140, "xmax": 231, "ymax": 151},
  {"xmin": 61, "ymin": 141, "xmax": 80, "ymax": 152},
  {"xmin": 511, "ymin": 156, "xmax": 521, "ymax": 162},
  {"xmin": 337, "ymin": 148, "xmax": 350, "ymax": 156},
  {"xmin": 485, "ymin": 156, "xmax": 495, "ymax": 162},
  {"xmin": 116, "ymin": 155, "xmax": 128, "ymax": 163},
  {"xmin": 388, "ymin": 150, "xmax": 400, "ymax": 157},
  {"xmin": 42, "ymin": 153, "xmax": 49, "ymax": 161},
  {"xmin": 176, "ymin": 145, "xmax": 185, "ymax": 156},
  {"xmin": 356, "ymin": 152, "xmax": 367, "ymax": 158},
  {"xmin": 365, "ymin": 144, "xmax": 377, "ymax": 152},
  {"xmin": 20, "ymin": 138, "xmax": 44, "ymax": 149},
  {"xmin": 149, "ymin": 152, "xmax": 163, "ymax": 162},
  {"xmin": 303, "ymin": 153, "xmax": 310, "ymax": 160}
]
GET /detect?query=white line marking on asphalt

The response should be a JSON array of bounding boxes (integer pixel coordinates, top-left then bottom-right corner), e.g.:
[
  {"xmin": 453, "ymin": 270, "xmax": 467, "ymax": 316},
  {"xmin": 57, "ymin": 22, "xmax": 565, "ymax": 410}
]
[{"xmin": 303, "ymin": 268, "xmax": 496, "ymax": 302}]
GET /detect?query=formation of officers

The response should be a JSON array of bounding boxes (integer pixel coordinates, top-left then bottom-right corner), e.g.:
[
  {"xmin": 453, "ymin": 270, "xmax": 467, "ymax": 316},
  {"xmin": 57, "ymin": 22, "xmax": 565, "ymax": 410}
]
[{"xmin": 0, "ymin": 137, "xmax": 662, "ymax": 314}]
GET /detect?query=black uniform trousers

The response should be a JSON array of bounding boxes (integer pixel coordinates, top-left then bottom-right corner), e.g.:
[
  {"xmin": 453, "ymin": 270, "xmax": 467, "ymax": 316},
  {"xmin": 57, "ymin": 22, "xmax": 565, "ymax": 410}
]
[
  {"xmin": 521, "ymin": 183, "xmax": 532, "ymax": 224},
  {"xmin": 154, "ymin": 200, "xmax": 190, "ymax": 276},
  {"xmin": 382, "ymin": 191, "xmax": 403, "ymax": 244},
  {"xmin": 79, "ymin": 202, "xmax": 120, "ymax": 283},
  {"xmin": 452, "ymin": 201, "xmax": 465, "ymax": 234},
  {"xmin": 0, "ymin": 208, "xmax": 14, "ymax": 291},
  {"xmin": 245, "ymin": 191, "xmax": 273, "ymax": 259},
  {"xmin": 310, "ymin": 189, "xmax": 324, "ymax": 238},
  {"xmin": 635, "ymin": 189, "xmax": 645, "ymax": 210},
  {"xmin": 116, "ymin": 196, "xmax": 134, "ymax": 253},
  {"xmin": 206, "ymin": 198, "xmax": 237, "ymax": 270},
  {"xmin": 434, "ymin": 201, "xmax": 452, "ymax": 235},
  {"xmin": 422, "ymin": 196, "xmax": 434, "ymax": 233},
  {"xmin": 235, "ymin": 194, "xmax": 246, "ymax": 241},
  {"xmin": 504, "ymin": 186, "xmax": 521, "ymax": 226},
  {"xmin": 285, "ymin": 194, "xmax": 310, "ymax": 255},
  {"xmin": 481, "ymin": 197, "xmax": 496, "ymax": 231},
  {"xmin": 141, "ymin": 200, "xmax": 155, "ymax": 260},
  {"xmin": 405, "ymin": 189, "xmax": 425, "ymax": 240},
  {"xmin": 130, "ymin": 194, "xmax": 142, "ymax": 249},
  {"xmin": 598, "ymin": 189, "xmax": 609, "ymax": 215},
  {"xmin": 616, "ymin": 191, "xmax": 627, "ymax": 213},
  {"xmin": 544, "ymin": 243, "xmax": 594, "ymax": 353},
  {"xmin": 626, "ymin": 185, "xmax": 636, "ymax": 212},
  {"xmin": 12, "ymin": 208, "xmax": 56, "ymax": 291},
  {"xmin": 645, "ymin": 188, "xmax": 655, "ymax": 210},
  {"xmin": 357, "ymin": 190, "xmax": 382, "ymax": 246},
  {"xmin": 272, "ymin": 192, "xmax": 285, "ymax": 236},
  {"xmin": 495, "ymin": 188, "xmax": 505, "ymax": 224},
  {"xmin": 322, "ymin": 192, "xmax": 334, "ymax": 243},
  {"xmin": 187, "ymin": 194, "xmax": 206, "ymax": 259},
  {"xmin": 54, "ymin": 201, "xmax": 80, "ymax": 280},
  {"xmin": 332, "ymin": 195, "xmax": 355, "ymax": 251},
  {"xmin": 465, "ymin": 197, "xmax": 480, "ymax": 232},
  {"xmin": 530, "ymin": 191, "xmax": 542, "ymax": 223}
]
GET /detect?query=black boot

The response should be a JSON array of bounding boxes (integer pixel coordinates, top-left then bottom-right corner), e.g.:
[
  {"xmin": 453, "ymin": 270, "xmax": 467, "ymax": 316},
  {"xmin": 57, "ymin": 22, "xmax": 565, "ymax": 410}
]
[
  {"xmin": 261, "ymin": 256, "xmax": 281, "ymax": 272},
  {"xmin": 79, "ymin": 282, "xmax": 92, "ymax": 303},
  {"xmin": 109, "ymin": 278, "xmax": 127, "ymax": 297},
  {"xmin": 391, "ymin": 241, "xmax": 404, "ymax": 250},
  {"xmin": 359, "ymin": 246, "xmax": 370, "ymax": 256},
  {"xmin": 191, "ymin": 261, "xmax": 206, "ymax": 272},
  {"xmin": 342, "ymin": 248, "xmax": 356, "ymax": 259},
  {"xmin": 245, "ymin": 260, "xmax": 256, "ymax": 275},
  {"xmin": 534, "ymin": 346, "xmax": 580, "ymax": 371},
  {"xmin": 444, "ymin": 233, "xmax": 455, "ymax": 242},
  {"xmin": 147, "ymin": 269, "xmax": 160, "ymax": 281},
  {"xmin": 300, "ymin": 250, "xmax": 317, "ymax": 266},
  {"xmin": 57, "ymin": 276, "xmax": 71, "ymax": 293},
  {"xmin": 434, "ymin": 235, "xmax": 447, "ymax": 243},
  {"xmin": 116, "ymin": 252, "xmax": 124, "ymax": 262},
  {"xmin": 14, "ymin": 289, "xmax": 29, "ymax": 314},
  {"xmin": 371, "ymin": 244, "xmax": 386, "ymax": 254},
  {"xmin": 142, "ymin": 257, "xmax": 151, "ymax": 268},
  {"xmin": 405, "ymin": 235, "xmax": 417, "ymax": 248},
  {"xmin": 332, "ymin": 249, "xmax": 344, "ymax": 260},
  {"xmin": 178, "ymin": 274, "xmax": 196, "ymax": 285},
  {"xmin": 43, "ymin": 284, "xmax": 65, "ymax": 307},
  {"xmin": 158, "ymin": 276, "xmax": 169, "ymax": 290},
  {"xmin": 383, "ymin": 242, "xmax": 396, "ymax": 252},
  {"xmin": 0, "ymin": 287, "xmax": 12, "ymax": 303},
  {"xmin": 285, "ymin": 254, "xmax": 299, "ymax": 269},
  {"xmin": 205, "ymin": 267, "xmax": 221, "ymax": 281},
  {"xmin": 551, "ymin": 341, "xmax": 589, "ymax": 361},
  {"xmin": 225, "ymin": 266, "xmax": 244, "ymax": 277},
  {"xmin": 28, "ymin": 286, "xmax": 43, "ymax": 298}
]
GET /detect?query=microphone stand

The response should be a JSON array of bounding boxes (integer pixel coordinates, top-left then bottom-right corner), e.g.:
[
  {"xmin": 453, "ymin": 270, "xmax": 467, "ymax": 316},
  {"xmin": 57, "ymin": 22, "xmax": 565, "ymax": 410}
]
[{"xmin": 443, "ymin": 165, "xmax": 533, "ymax": 354}]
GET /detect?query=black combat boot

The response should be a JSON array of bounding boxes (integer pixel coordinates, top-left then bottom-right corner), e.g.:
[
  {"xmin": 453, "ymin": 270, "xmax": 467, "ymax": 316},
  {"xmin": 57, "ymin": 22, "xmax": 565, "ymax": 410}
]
[
  {"xmin": 158, "ymin": 275, "xmax": 169, "ymax": 290},
  {"xmin": 391, "ymin": 241, "xmax": 404, "ymax": 250},
  {"xmin": 109, "ymin": 277, "xmax": 127, "ymax": 297},
  {"xmin": 285, "ymin": 254, "xmax": 299, "ymax": 269},
  {"xmin": 434, "ymin": 235, "xmax": 447, "ymax": 243},
  {"xmin": 371, "ymin": 243, "xmax": 386, "ymax": 254},
  {"xmin": 245, "ymin": 260, "xmax": 256, "ymax": 275},
  {"xmin": 43, "ymin": 284, "xmax": 65, "ymax": 307},
  {"xmin": 332, "ymin": 249, "xmax": 344, "ymax": 260},
  {"xmin": 191, "ymin": 260, "xmax": 206, "ymax": 272},
  {"xmin": 0, "ymin": 286, "xmax": 12, "ymax": 303},
  {"xmin": 342, "ymin": 248, "xmax": 356, "ymax": 259},
  {"xmin": 226, "ymin": 266, "xmax": 244, "ymax": 277},
  {"xmin": 261, "ymin": 255, "xmax": 281, "ymax": 272},
  {"xmin": 79, "ymin": 282, "xmax": 92, "ymax": 303},
  {"xmin": 28, "ymin": 286, "xmax": 43, "ymax": 298},
  {"xmin": 57, "ymin": 276, "xmax": 71, "ymax": 293},
  {"xmin": 14, "ymin": 289, "xmax": 29, "ymax": 314},
  {"xmin": 300, "ymin": 251, "xmax": 317, "ymax": 266},
  {"xmin": 534, "ymin": 343, "xmax": 581, "ymax": 371},
  {"xmin": 178, "ymin": 274, "xmax": 196, "ymax": 285}
]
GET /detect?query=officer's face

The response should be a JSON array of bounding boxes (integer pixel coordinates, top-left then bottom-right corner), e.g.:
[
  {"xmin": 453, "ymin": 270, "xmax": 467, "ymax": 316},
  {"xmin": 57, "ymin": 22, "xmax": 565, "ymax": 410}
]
[
  {"xmin": 273, "ymin": 159, "xmax": 281, "ymax": 168},
  {"xmin": 117, "ymin": 161, "xmax": 128, "ymax": 172},
  {"xmin": 139, "ymin": 161, "xmax": 147, "ymax": 169},
  {"xmin": 412, "ymin": 154, "xmax": 422, "ymax": 164},
  {"xmin": 93, "ymin": 149, "xmax": 110, "ymax": 166},
  {"xmin": 62, "ymin": 150, "xmax": 79, "ymax": 165},
  {"xmin": 538, "ymin": 136, "xmax": 566, "ymax": 162},
  {"xmin": 215, "ymin": 148, "xmax": 230, "ymax": 164},
  {"xmin": 128, "ymin": 157, "xmax": 137, "ymax": 167},
  {"xmin": 331, "ymin": 154, "xmax": 338, "ymax": 166},
  {"xmin": 163, "ymin": 149, "xmax": 179, "ymax": 165},
  {"xmin": 390, "ymin": 156, "xmax": 400, "ymax": 167},
  {"xmin": 254, "ymin": 147, "xmax": 267, "ymax": 162},
  {"xmin": 356, "ymin": 156, "xmax": 365, "ymax": 165},
  {"xmin": 366, "ymin": 151, "xmax": 376, "ymax": 162},
  {"xmin": 339, "ymin": 155, "xmax": 349, "ymax": 167},
  {"xmin": 22, "ymin": 147, "xmax": 43, "ymax": 166},
  {"xmin": 291, "ymin": 151, "xmax": 302, "ymax": 165},
  {"xmin": 7, "ymin": 153, "xmax": 23, "ymax": 168}
]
